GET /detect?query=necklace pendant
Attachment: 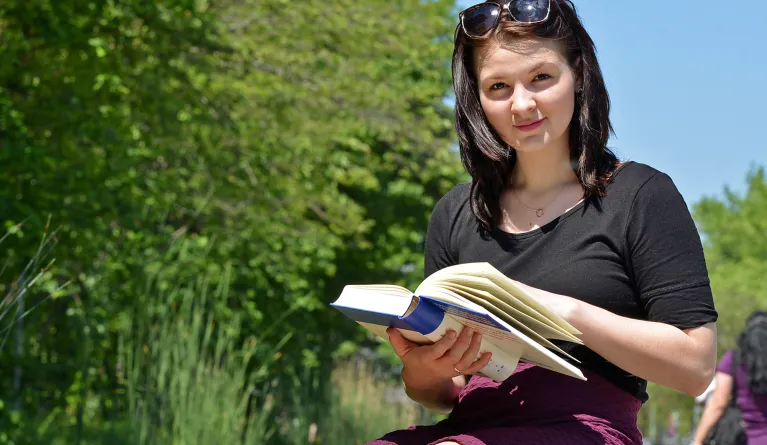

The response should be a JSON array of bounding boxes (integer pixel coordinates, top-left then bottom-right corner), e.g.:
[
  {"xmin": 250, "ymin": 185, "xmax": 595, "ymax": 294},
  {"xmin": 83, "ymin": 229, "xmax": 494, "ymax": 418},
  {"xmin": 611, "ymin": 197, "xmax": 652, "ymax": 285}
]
[{"xmin": 535, "ymin": 209, "xmax": 544, "ymax": 217}]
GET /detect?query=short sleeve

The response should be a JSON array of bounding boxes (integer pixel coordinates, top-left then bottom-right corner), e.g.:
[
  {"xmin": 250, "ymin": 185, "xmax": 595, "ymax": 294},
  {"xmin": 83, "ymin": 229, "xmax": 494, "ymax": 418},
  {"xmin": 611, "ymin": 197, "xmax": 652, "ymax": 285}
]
[
  {"xmin": 625, "ymin": 172, "xmax": 718, "ymax": 330},
  {"xmin": 424, "ymin": 190, "xmax": 459, "ymax": 279},
  {"xmin": 717, "ymin": 350, "xmax": 735, "ymax": 375}
]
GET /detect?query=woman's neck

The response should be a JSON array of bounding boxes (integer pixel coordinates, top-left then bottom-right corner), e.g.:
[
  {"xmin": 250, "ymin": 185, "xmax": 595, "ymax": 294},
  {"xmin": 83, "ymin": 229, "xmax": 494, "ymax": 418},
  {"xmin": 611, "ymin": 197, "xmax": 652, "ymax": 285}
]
[{"xmin": 510, "ymin": 145, "xmax": 578, "ymax": 193}]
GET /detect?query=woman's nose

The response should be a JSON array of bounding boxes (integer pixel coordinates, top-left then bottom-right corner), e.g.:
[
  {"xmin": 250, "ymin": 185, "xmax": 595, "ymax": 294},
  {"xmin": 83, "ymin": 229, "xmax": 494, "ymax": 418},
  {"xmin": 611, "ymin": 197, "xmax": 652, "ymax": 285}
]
[{"xmin": 510, "ymin": 88, "xmax": 536, "ymax": 115}]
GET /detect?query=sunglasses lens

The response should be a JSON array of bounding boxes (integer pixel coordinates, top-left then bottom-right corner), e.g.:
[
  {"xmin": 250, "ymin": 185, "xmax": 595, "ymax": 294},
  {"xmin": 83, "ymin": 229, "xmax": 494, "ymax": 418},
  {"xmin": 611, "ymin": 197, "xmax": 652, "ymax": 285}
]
[
  {"xmin": 462, "ymin": 3, "xmax": 502, "ymax": 37},
  {"xmin": 509, "ymin": 0, "xmax": 550, "ymax": 23}
]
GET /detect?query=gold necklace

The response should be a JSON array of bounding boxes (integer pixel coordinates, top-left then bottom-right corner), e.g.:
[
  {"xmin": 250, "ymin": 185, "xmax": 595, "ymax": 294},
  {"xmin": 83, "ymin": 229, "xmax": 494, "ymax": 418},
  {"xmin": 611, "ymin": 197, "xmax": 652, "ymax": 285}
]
[{"xmin": 511, "ymin": 184, "xmax": 567, "ymax": 218}]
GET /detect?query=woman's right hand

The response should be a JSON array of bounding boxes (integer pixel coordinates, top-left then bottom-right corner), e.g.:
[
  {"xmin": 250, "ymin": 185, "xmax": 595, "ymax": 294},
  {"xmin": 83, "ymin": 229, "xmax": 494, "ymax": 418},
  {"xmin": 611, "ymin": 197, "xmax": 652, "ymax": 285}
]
[{"xmin": 386, "ymin": 325, "xmax": 492, "ymax": 391}]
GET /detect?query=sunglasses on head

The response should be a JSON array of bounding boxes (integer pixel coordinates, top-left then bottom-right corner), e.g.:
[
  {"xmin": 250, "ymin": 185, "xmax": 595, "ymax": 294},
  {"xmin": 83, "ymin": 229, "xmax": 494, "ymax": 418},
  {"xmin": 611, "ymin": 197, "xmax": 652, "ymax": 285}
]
[{"xmin": 458, "ymin": 0, "xmax": 564, "ymax": 39}]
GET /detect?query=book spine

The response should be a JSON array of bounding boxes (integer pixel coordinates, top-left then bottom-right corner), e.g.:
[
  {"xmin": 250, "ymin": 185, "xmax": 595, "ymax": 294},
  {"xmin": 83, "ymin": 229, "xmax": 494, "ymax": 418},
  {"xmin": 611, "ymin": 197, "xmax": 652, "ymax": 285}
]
[{"xmin": 396, "ymin": 296, "xmax": 445, "ymax": 333}]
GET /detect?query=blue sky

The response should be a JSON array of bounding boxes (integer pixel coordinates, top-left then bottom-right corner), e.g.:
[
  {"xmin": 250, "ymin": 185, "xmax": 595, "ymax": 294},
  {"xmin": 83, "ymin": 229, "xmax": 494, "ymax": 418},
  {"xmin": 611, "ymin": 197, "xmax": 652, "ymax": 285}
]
[{"xmin": 455, "ymin": 0, "xmax": 767, "ymax": 208}]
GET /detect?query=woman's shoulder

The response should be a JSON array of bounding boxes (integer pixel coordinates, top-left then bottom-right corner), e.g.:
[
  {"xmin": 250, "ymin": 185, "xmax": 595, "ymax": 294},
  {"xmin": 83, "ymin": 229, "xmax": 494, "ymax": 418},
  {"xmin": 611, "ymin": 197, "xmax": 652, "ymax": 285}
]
[
  {"xmin": 607, "ymin": 161, "xmax": 684, "ymax": 205},
  {"xmin": 432, "ymin": 182, "xmax": 471, "ymax": 216},
  {"xmin": 609, "ymin": 161, "xmax": 667, "ymax": 190},
  {"xmin": 429, "ymin": 182, "xmax": 480, "ymax": 240},
  {"xmin": 442, "ymin": 181, "xmax": 471, "ymax": 202}
]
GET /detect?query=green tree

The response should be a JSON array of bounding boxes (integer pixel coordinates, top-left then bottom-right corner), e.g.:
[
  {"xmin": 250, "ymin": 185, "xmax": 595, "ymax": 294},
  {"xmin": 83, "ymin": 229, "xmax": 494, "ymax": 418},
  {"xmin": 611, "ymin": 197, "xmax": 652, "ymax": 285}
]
[
  {"xmin": 694, "ymin": 166, "xmax": 767, "ymax": 347},
  {"xmin": 0, "ymin": 0, "xmax": 464, "ymax": 441}
]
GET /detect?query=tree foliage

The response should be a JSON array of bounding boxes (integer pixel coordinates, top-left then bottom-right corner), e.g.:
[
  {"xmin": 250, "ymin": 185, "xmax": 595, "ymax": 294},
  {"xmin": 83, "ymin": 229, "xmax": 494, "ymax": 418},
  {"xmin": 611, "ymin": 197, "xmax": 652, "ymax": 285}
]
[
  {"xmin": 694, "ymin": 166, "xmax": 767, "ymax": 347},
  {"xmin": 0, "ymin": 0, "xmax": 464, "ymax": 441}
]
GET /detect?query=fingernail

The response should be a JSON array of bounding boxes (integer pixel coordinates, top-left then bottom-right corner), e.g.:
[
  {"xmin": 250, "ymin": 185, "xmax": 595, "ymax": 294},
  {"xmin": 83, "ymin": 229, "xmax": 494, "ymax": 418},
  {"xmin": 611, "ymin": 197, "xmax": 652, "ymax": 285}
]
[{"xmin": 447, "ymin": 330, "xmax": 457, "ymax": 339}]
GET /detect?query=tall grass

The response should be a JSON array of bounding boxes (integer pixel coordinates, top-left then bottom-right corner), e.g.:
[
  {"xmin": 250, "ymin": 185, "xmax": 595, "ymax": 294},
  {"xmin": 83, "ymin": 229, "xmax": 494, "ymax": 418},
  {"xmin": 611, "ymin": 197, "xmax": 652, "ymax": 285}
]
[
  {"xmin": 119, "ymin": 250, "xmax": 434, "ymax": 444},
  {"xmin": 121, "ymin": 261, "xmax": 280, "ymax": 445},
  {"xmin": 0, "ymin": 220, "xmax": 60, "ymax": 352},
  {"xmin": 318, "ymin": 361, "xmax": 430, "ymax": 444},
  {"xmin": 0, "ymin": 218, "xmax": 64, "ymax": 437},
  {"xmin": 2, "ymin": 225, "xmax": 433, "ymax": 444}
]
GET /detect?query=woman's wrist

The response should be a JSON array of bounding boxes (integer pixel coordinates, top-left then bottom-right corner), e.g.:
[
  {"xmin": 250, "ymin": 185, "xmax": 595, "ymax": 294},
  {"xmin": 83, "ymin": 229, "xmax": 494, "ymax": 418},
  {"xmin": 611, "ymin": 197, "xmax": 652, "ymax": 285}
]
[
  {"xmin": 402, "ymin": 367, "xmax": 462, "ymax": 411},
  {"xmin": 548, "ymin": 292, "xmax": 584, "ymax": 328},
  {"xmin": 402, "ymin": 365, "xmax": 445, "ymax": 389}
]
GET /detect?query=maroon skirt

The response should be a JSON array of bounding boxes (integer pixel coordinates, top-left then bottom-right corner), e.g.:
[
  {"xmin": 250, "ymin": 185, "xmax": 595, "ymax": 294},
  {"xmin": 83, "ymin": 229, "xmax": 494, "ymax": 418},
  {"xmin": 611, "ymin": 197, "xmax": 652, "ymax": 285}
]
[{"xmin": 367, "ymin": 362, "xmax": 643, "ymax": 445}]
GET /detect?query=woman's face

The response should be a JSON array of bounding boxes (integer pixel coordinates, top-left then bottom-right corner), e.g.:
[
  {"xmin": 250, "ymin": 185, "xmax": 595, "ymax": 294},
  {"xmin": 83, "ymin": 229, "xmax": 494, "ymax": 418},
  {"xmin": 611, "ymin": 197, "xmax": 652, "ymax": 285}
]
[{"xmin": 476, "ymin": 38, "xmax": 578, "ymax": 154}]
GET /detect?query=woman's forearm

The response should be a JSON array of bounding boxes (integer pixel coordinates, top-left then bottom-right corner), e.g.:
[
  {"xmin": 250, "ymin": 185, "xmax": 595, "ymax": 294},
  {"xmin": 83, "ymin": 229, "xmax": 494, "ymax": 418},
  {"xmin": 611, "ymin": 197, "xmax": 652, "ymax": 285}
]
[
  {"xmin": 403, "ymin": 370, "xmax": 466, "ymax": 413},
  {"xmin": 567, "ymin": 298, "xmax": 717, "ymax": 396}
]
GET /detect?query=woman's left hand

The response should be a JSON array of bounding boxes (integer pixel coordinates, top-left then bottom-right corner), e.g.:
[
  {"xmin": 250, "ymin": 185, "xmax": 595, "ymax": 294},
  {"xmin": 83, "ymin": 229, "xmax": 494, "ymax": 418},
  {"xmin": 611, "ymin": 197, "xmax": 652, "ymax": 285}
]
[{"xmin": 510, "ymin": 280, "xmax": 581, "ymax": 324}]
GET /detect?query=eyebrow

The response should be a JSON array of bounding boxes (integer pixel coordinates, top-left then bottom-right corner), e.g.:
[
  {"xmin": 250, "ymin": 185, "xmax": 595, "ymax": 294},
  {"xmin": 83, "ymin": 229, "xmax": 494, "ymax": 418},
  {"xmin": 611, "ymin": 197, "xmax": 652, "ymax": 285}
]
[
  {"xmin": 482, "ymin": 61, "xmax": 553, "ymax": 82},
  {"xmin": 527, "ymin": 61, "xmax": 549, "ymax": 74}
]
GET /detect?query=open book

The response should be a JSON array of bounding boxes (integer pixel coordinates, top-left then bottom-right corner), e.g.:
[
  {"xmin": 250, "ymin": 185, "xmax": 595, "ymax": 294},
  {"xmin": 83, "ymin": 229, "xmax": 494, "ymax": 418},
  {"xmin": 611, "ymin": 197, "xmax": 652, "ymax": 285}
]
[{"xmin": 331, "ymin": 262, "xmax": 586, "ymax": 382}]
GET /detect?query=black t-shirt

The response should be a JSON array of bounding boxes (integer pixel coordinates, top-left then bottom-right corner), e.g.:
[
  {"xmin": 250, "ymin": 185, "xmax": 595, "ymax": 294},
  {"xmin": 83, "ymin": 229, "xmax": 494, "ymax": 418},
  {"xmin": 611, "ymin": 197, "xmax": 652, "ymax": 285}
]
[{"xmin": 423, "ymin": 161, "xmax": 718, "ymax": 403}]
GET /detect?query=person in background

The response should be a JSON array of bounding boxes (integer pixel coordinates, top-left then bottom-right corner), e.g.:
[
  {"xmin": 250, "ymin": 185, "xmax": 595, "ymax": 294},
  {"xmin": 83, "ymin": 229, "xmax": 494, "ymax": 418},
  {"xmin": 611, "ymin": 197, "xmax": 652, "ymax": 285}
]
[
  {"xmin": 692, "ymin": 311, "xmax": 767, "ymax": 445},
  {"xmin": 692, "ymin": 378, "xmax": 717, "ymax": 432}
]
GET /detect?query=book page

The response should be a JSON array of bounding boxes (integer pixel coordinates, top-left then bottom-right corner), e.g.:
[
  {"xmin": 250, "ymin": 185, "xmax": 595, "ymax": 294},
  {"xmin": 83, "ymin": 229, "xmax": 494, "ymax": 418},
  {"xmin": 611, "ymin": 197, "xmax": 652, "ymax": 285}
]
[
  {"xmin": 419, "ymin": 273, "xmax": 566, "ymax": 337},
  {"xmin": 437, "ymin": 280, "xmax": 576, "ymax": 342},
  {"xmin": 409, "ymin": 285, "xmax": 485, "ymax": 313},
  {"xmin": 478, "ymin": 309, "xmax": 585, "ymax": 380},
  {"xmin": 429, "ymin": 276, "xmax": 581, "ymax": 344},
  {"xmin": 423, "ymin": 263, "xmax": 581, "ymax": 336},
  {"xmin": 332, "ymin": 285, "xmax": 414, "ymax": 317},
  {"xmin": 346, "ymin": 284, "xmax": 413, "ymax": 298},
  {"xmin": 434, "ymin": 282, "xmax": 581, "ymax": 363}
]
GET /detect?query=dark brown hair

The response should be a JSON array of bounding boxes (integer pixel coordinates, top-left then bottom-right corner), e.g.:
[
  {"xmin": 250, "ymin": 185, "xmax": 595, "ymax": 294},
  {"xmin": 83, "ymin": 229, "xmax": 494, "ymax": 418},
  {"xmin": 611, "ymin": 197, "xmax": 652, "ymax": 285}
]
[
  {"xmin": 738, "ymin": 311, "xmax": 767, "ymax": 394},
  {"xmin": 452, "ymin": 0, "xmax": 619, "ymax": 231}
]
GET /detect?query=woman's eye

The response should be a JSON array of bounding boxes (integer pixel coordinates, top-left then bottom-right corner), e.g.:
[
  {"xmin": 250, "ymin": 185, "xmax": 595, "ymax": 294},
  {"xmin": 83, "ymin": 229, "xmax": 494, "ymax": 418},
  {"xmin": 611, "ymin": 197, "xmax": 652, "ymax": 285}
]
[
  {"xmin": 489, "ymin": 82, "xmax": 507, "ymax": 91},
  {"xmin": 533, "ymin": 73, "xmax": 552, "ymax": 82}
]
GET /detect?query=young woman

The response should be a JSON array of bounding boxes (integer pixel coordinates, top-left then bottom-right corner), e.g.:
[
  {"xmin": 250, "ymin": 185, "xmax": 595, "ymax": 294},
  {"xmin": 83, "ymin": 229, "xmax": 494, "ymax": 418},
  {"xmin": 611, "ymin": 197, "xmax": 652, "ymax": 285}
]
[
  {"xmin": 368, "ymin": 1, "xmax": 718, "ymax": 444},
  {"xmin": 692, "ymin": 311, "xmax": 767, "ymax": 445}
]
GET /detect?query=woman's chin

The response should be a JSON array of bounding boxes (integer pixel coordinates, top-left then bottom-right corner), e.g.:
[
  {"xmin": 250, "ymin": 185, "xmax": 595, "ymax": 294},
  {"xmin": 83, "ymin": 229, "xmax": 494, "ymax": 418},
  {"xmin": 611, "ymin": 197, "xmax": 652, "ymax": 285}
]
[
  {"xmin": 510, "ymin": 137, "xmax": 550, "ymax": 154},
  {"xmin": 508, "ymin": 132, "xmax": 571, "ymax": 154}
]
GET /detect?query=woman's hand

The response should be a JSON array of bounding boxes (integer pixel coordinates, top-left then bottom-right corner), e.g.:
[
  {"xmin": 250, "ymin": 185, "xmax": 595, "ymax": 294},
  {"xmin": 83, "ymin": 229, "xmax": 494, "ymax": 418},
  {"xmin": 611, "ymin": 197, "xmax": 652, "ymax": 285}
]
[
  {"xmin": 511, "ymin": 280, "xmax": 581, "ymax": 323},
  {"xmin": 386, "ymin": 326, "xmax": 492, "ymax": 390}
]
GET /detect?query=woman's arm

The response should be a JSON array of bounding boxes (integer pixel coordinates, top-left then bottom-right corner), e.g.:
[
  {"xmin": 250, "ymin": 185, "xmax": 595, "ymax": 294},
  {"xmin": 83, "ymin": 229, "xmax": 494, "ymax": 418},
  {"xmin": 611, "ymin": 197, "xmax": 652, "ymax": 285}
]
[
  {"xmin": 570, "ymin": 301, "xmax": 716, "ymax": 396},
  {"xmin": 691, "ymin": 372, "xmax": 733, "ymax": 445},
  {"xmin": 519, "ymin": 283, "xmax": 717, "ymax": 397},
  {"xmin": 566, "ymin": 171, "xmax": 717, "ymax": 396}
]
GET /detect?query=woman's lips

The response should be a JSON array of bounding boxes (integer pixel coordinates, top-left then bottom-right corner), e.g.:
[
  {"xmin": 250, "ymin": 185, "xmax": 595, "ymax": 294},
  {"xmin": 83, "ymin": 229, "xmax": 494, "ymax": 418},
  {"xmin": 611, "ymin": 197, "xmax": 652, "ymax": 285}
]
[{"xmin": 514, "ymin": 118, "xmax": 545, "ymax": 132}]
